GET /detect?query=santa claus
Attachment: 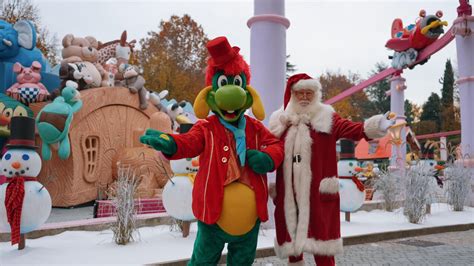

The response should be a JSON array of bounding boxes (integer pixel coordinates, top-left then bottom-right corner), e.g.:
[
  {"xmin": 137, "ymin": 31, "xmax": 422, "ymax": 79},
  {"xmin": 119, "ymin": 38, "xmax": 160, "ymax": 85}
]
[{"xmin": 269, "ymin": 73, "xmax": 394, "ymax": 266}]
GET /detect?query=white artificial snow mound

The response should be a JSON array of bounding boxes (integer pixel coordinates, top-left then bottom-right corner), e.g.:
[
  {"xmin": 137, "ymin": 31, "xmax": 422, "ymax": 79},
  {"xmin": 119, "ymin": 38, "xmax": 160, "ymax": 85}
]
[{"xmin": 0, "ymin": 203, "xmax": 472, "ymax": 265}]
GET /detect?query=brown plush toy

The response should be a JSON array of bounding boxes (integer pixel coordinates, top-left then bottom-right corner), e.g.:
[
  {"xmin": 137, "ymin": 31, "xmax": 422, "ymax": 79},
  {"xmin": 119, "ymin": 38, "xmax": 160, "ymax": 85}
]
[
  {"xmin": 118, "ymin": 64, "xmax": 148, "ymax": 110},
  {"xmin": 60, "ymin": 34, "xmax": 110, "ymax": 90},
  {"xmin": 61, "ymin": 34, "xmax": 100, "ymax": 64}
]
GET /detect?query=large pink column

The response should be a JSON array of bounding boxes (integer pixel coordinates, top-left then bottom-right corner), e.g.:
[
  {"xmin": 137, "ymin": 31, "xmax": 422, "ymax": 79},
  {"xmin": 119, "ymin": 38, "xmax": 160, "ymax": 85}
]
[
  {"xmin": 454, "ymin": 0, "xmax": 474, "ymax": 206},
  {"xmin": 247, "ymin": 0, "xmax": 290, "ymax": 124},
  {"xmin": 389, "ymin": 74, "xmax": 407, "ymax": 170}
]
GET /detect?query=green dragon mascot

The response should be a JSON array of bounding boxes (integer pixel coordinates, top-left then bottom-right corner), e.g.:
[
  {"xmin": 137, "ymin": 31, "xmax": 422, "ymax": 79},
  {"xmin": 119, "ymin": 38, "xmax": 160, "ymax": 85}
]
[{"xmin": 140, "ymin": 36, "xmax": 284, "ymax": 265}]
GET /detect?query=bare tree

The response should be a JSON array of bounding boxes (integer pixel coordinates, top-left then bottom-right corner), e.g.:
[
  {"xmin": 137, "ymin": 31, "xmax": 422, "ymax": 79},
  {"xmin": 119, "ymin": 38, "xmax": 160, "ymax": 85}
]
[
  {"xmin": 374, "ymin": 169, "xmax": 403, "ymax": 212},
  {"xmin": 444, "ymin": 162, "xmax": 471, "ymax": 211},
  {"xmin": 1, "ymin": 0, "xmax": 60, "ymax": 65},
  {"xmin": 109, "ymin": 166, "xmax": 140, "ymax": 245},
  {"xmin": 403, "ymin": 165, "xmax": 437, "ymax": 223}
]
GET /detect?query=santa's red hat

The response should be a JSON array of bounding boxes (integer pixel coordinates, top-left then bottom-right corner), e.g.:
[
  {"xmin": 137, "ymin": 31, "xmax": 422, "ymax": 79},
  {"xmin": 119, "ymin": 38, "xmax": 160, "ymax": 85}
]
[
  {"xmin": 284, "ymin": 73, "xmax": 322, "ymax": 109},
  {"xmin": 205, "ymin": 36, "xmax": 251, "ymax": 86}
]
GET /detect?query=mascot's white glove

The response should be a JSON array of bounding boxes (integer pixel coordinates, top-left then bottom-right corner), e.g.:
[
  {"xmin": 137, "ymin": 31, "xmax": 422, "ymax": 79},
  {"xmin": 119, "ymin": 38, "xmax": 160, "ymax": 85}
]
[{"xmin": 379, "ymin": 111, "xmax": 397, "ymax": 132}]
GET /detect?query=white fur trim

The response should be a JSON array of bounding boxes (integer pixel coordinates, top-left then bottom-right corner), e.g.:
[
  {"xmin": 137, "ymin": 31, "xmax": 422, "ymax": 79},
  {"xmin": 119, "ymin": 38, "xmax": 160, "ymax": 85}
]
[
  {"xmin": 274, "ymin": 238, "xmax": 296, "ymax": 259},
  {"xmin": 280, "ymin": 116, "xmax": 314, "ymax": 256},
  {"xmin": 282, "ymin": 124, "xmax": 299, "ymax": 244},
  {"xmin": 309, "ymin": 103, "xmax": 334, "ymax": 133},
  {"xmin": 269, "ymin": 102, "xmax": 335, "ymax": 135},
  {"xmin": 293, "ymin": 122, "xmax": 313, "ymax": 255},
  {"xmin": 319, "ymin": 177, "xmax": 339, "ymax": 194},
  {"xmin": 293, "ymin": 79, "xmax": 321, "ymax": 92},
  {"xmin": 364, "ymin": 114, "xmax": 386, "ymax": 139},
  {"xmin": 304, "ymin": 238, "xmax": 343, "ymax": 256},
  {"xmin": 269, "ymin": 106, "xmax": 287, "ymax": 138},
  {"xmin": 274, "ymin": 237, "xmax": 343, "ymax": 258}
]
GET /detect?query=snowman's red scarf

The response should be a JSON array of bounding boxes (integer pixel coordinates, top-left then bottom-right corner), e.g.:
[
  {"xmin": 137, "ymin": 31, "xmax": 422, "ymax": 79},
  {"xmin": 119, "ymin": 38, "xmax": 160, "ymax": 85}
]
[
  {"xmin": 339, "ymin": 176, "xmax": 365, "ymax": 192},
  {"xmin": 5, "ymin": 176, "xmax": 37, "ymax": 245}
]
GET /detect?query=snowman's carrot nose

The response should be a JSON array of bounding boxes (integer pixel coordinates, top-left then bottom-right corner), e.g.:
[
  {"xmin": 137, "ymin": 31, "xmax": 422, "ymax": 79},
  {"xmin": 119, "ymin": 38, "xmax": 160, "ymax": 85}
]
[
  {"xmin": 191, "ymin": 159, "xmax": 199, "ymax": 167},
  {"xmin": 11, "ymin": 162, "xmax": 21, "ymax": 169}
]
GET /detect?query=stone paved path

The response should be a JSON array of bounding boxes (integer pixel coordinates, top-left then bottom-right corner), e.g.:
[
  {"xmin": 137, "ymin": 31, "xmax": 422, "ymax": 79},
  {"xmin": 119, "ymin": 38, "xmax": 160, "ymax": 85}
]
[{"xmin": 253, "ymin": 230, "xmax": 474, "ymax": 265}]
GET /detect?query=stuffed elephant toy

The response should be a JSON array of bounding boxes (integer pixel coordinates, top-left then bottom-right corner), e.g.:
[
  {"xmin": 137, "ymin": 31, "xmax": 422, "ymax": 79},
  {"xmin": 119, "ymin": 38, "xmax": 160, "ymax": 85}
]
[{"xmin": 0, "ymin": 19, "xmax": 50, "ymax": 72}]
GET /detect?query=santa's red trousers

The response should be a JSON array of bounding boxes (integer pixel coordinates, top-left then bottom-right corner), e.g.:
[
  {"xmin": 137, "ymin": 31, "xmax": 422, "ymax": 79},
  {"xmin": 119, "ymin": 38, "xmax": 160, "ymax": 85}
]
[{"xmin": 289, "ymin": 254, "xmax": 335, "ymax": 266}]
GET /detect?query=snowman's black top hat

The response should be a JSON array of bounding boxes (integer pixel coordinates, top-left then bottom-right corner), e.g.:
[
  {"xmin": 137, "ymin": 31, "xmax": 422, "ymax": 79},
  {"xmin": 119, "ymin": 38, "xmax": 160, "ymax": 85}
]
[
  {"xmin": 179, "ymin": 123, "xmax": 194, "ymax": 134},
  {"xmin": 6, "ymin": 116, "xmax": 38, "ymax": 150},
  {"xmin": 340, "ymin": 139, "xmax": 355, "ymax": 159}
]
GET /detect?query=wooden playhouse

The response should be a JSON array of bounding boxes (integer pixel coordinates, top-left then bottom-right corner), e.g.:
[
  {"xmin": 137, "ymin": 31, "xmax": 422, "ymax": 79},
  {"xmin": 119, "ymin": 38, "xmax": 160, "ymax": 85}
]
[{"xmin": 30, "ymin": 87, "xmax": 173, "ymax": 207}]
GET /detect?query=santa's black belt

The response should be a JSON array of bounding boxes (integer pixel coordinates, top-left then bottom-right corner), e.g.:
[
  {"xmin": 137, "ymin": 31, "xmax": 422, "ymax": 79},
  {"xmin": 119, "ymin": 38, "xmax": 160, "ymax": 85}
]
[{"xmin": 293, "ymin": 154, "xmax": 302, "ymax": 163}]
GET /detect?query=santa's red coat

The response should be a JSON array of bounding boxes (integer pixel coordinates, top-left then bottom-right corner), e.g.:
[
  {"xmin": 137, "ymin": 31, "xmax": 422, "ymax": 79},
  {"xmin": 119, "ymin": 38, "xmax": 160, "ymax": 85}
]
[{"xmin": 269, "ymin": 103, "xmax": 385, "ymax": 258}]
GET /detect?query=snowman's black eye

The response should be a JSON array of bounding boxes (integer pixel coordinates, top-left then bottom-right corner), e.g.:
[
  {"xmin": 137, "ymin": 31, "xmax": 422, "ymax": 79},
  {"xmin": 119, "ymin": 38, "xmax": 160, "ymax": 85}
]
[
  {"xmin": 22, "ymin": 154, "xmax": 30, "ymax": 161},
  {"xmin": 4, "ymin": 154, "xmax": 11, "ymax": 160}
]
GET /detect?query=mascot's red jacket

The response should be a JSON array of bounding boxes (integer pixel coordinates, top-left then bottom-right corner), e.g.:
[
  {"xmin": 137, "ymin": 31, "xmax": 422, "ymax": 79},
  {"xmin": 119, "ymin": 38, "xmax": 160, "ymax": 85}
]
[{"xmin": 167, "ymin": 115, "xmax": 284, "ymax": 224}]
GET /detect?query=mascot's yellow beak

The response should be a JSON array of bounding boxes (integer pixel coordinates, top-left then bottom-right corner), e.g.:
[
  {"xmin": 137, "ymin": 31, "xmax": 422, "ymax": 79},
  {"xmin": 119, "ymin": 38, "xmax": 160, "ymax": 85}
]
[
  {"xmin": 194, "ymin": 86, "xmax": 212, "ymax": 119},
  {"xmin": 246, "ymin": 85, "xmax": 265, "ymax": 121},
  {"xmin": 193, "ymin": 85, "xmax": 265, "ymax": 121}
]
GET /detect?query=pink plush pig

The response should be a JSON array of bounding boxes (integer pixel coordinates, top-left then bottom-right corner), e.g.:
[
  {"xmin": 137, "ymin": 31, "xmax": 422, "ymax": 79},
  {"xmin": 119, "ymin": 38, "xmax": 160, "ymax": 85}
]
[{"xmin": 6, "ymin": 61, "xmax": 50, "ymax": 105}]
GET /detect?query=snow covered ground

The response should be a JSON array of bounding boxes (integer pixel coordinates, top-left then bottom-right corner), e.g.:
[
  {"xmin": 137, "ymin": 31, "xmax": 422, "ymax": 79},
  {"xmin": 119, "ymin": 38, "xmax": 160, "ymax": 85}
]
[{"xmin": 0, "ymin": 203, "xmax": 473, "ymax": 265}]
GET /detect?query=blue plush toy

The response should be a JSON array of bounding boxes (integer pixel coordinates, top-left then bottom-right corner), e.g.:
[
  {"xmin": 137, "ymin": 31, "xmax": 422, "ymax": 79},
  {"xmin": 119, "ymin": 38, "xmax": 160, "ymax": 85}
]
[
  {"xmin": 36, "ymin": 81, "xmax": 82, "ymax": 160},
  {"xmin": 0, "ymin": 19, "xmax": 50, "ymax": 71}
]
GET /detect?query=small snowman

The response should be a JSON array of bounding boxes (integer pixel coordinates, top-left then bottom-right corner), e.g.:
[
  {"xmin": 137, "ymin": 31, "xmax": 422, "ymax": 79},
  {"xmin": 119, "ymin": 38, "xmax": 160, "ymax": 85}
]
[
  {"xmin": 161, "ymin": 124, "xmax": 198, "ymax": 237},
  {"xmin": 162, "ymin": 124, "xmax": 198, "ymax": 221},
  {"xmin": 338, "ymin": 139, "xmax": 365, "ymax": 213},
  {"xmin": 0, "ymin": 116, "xmax": 52, "ymax": 250}
]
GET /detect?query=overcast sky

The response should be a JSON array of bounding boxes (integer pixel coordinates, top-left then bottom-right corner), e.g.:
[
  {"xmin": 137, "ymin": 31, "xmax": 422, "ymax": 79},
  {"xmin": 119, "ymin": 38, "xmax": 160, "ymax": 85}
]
[{"xmin": 33, "ymin": 0, "xmax": 460, "ymax": 106}]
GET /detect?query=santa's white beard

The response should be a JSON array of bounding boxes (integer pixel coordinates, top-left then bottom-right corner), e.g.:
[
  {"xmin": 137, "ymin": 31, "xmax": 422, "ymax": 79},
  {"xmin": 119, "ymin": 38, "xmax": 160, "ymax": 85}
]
[{"xmin": 286, "ymin": 93, "xmax": 323, "ymax": 117}]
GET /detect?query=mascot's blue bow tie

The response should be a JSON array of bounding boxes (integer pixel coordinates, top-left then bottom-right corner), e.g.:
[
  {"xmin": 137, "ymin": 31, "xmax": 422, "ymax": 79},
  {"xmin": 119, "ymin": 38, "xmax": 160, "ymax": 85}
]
[{"xmin": 218, "ymin": 115, "xmax": 247, "ymax": 166}]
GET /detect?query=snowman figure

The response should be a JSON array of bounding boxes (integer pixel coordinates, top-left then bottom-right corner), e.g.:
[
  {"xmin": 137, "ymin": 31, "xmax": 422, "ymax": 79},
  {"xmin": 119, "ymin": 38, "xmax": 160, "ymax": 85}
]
[
  {"xmin": 162, "ymin": 155, "xmax": 199, "ymax": 221},
  {"xmin": 0, "ymin": 116, "xmax": 52, "ymax": 250},
  {"xmin": 338, "ymin": 139, "xmax": 366, "ymax": 213},
  {"xmin": 161, "ymin": 124, "xmax": 198, "ymax": 237}
]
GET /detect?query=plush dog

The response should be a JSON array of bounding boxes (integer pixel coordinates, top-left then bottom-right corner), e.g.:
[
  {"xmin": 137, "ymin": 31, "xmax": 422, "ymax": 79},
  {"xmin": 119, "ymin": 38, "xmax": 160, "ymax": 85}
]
[{"xmin": 118, "ymin": 64, "xmax": 148, "ymax": 110}]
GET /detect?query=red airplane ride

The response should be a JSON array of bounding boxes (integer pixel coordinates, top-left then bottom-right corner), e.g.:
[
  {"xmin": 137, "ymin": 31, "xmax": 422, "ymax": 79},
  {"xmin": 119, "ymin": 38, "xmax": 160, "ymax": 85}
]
[{"xmin": 386, "ymin": 9, "xmax": 448, "ymax": 52}]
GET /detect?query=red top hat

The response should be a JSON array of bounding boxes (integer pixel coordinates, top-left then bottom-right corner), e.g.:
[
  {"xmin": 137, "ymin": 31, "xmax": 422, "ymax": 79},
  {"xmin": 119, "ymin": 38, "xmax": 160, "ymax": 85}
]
[{"xmin": 207, "ymin": 36, "xmax": 240, "ymax": 67}]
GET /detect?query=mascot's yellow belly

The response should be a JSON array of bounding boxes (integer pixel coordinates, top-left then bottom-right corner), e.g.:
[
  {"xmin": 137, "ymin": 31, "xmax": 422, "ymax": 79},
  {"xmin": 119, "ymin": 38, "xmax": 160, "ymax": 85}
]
[{"xmin": 217, "ymin": 182, "xmax": 258, "ymax": 236}]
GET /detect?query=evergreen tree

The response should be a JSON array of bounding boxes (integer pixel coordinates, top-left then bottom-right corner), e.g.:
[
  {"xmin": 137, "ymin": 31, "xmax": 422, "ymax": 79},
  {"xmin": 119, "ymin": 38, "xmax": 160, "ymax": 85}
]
[
  {"xmin": 439, "ymin": 59, "xmax": 456, "ymax": 131},
  {"xmin": 420, "ymin": 93, "xmax": 441, "ymax": 132},
  {"xmin": 286, "ymin": 55, "xmax": 296, "ymax": 78},
  {"xmin": 365, "ymin": 62, "xmax": 391, "ymax": 114},
  {"xmin": 404, "ymin": 99, "xmax": 414, "ymax": 126}
]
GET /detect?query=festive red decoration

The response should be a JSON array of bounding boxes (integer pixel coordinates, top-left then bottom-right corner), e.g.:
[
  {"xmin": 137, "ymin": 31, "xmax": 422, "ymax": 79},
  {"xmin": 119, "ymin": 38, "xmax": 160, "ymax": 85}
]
[
  {"xmin": 205, "ymin": 37, "xmax": 251, "ymax": 86},
  {"xmin": 6, "ymin": 177, "xmax": 23, "ymax": 245},
  {"xmin": 283, "ymin": 73, "xmax": 313, "ymax": 109}
]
